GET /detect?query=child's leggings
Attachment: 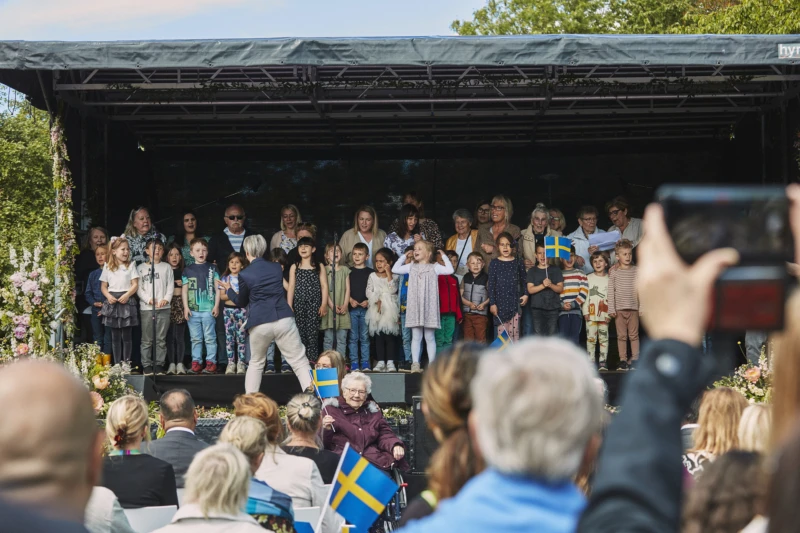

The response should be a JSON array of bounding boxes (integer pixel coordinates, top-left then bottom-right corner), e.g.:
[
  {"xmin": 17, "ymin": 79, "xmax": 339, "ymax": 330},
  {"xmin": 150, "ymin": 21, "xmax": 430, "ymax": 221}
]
[
  {"xmin": 224, "ymin": 307, "xmax": 247, "ymax": 364},
  {"xmin": 411, "ymin": 327, "xmax": 436, "ymax": 364},
  {"xmin": 111, "ymin": 326, "xmax": 132, "ymax": 364}
]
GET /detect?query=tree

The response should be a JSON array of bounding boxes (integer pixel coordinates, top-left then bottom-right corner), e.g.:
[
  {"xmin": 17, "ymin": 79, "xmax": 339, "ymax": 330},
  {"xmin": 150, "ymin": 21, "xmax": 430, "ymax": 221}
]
[
  {"xmin": 686, "ymin": 0, "xmax": 800, "ymax": 34},
  {"xmin": 451, "ymin": 0, "xmax": 616, "ymax": 35}
]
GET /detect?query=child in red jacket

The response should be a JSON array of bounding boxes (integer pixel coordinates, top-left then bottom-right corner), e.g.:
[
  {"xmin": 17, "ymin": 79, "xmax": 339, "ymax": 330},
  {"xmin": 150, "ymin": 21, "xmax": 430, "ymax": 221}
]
[{"xmin": 436, "ymin": 251, "xmax": 464, "ymax": 350}]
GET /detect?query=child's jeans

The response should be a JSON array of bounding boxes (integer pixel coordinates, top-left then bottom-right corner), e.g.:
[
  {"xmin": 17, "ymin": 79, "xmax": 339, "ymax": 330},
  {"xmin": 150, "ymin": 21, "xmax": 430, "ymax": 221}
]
[
  {"xmin": 348, "ymin": 307, "xmax": 369, "ymax": 366},
  {"xmin": 323, "ymin": 329, "xmax": 348, "ymax": 356},
  {"xmin": 224, "ymin": 307, "xmax": 247, "ymax": 364},
  {"xmin": 188, "ymin": 311, "xmax": 218, "ymax": 364},
  {"xmin": 90, "ymin": 310, "xmax": 112, "ymax": 353},
  {"xmin": 400, "ymin": 314, "xmax": 412, "ymax": 362},
  {"xmin": 558, "ymin": 313, "xmax": 583, "ymax": 346},
  {"xmin": 532, "ymin": 308, "xmax": 559, "ymax": 336},
  {"xmin": 615, "ymin": 310, "xmax": 640, "ymax": 362},
  {"xmin": 435, "ymin": 313, "xmax": 457, "ymax": 349},
  {"xmin": 586, "ymin": 320, "xmax": 609, "ymax": 366}
]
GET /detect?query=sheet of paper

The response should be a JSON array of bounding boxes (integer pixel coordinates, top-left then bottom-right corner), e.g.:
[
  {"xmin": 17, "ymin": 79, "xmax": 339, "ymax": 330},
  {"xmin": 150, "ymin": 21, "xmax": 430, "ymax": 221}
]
[{"xmin": 589, "ymin": 230, "xmax": 621, "ymax": 251}]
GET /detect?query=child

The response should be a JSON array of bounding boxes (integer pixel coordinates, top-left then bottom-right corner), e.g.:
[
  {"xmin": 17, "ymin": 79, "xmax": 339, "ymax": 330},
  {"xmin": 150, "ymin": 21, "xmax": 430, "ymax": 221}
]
[
  {"xmin": 487, "ymin": 232, "xmax": 528, "ymax": 342},
  {"xmin": 436, "ymin": 250, "xmax": 463, "ymax": 350},
  {"xmin": 608, "ymin": 239, "xmax": 641, "ymax": 371},
  {"xmin": 559, "ymin": 245, "xmax": 589, "ymax": 347},
  {"xmin": 526, "ymin": 242, "xmax": 564, "ymax": 336},
  {"xmin": 219, "ymin": 252, "xmax": 250, "ymax": 375},
  {"xmin": 321, "ymin": 244, "xmax": 351, "ymax": 357},
  {"xmin": 137, "ymin": 239, "xmax": 174, "ymax": 375},
  {"xmin": 583, "ymin": 251, "xmax": 610, "ymax": 371},
  {"xmin": 288, "ymin": 237, "xmax": 329, "ymax": 363},
  {"xmin": 166, "ymin": 243, "xmax": 187, "ymax": 375},
  {"xmin": 85, "ymin": 245, "xmax": 112, "ymax": 354},
  {"xmin": 397, "ymin": 245, "xmax": 414, "ymax": 371},
  {"xmin": 266, "ymin": 247, "xmax": 289, "ymax": 373},
  {"xmin": 182, "ymin": 238, "xmax": 221, "ymax": 374},
  {"xmin": 461, "ymin": 252, "xmax": 489, "ymax": 343},
  {"xmin": 445, "ymin": 250, "xmax": 463, "ymax": 284},
  {"xmin": 99, "ymin": 236, "xmax": 140, "ymax": 373},
  {"xmin": 391, "ymin": 240, "xmax": 454, "ymax": 373},
  {"xmin": 366, "ymin": 248, "xmax": 400, "ymax": 372},
  {"xmin": 348, "ymin": 243, "xmax": 374, "ymax": 371}
]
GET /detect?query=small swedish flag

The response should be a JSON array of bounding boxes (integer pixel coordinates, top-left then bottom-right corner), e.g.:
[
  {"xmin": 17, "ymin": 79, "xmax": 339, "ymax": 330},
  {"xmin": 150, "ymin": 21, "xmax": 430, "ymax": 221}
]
[
  {"xmin": 490, "ymin": 329, "xmax": 511, "ymax": 351},
  {"xmin": 545, "ymin": 236, "xmax": 572, "ymax": 259},
  {"xmin": 311, "ymin": 368, "xmax": 340, "ymax": 399}
]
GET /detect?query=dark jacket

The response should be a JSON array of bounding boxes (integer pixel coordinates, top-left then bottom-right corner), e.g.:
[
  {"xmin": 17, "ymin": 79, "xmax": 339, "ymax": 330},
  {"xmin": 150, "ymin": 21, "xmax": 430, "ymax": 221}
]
[
  {"xmin": 227, "ymin": 257, "xmax": 294, "ymax": 330},
  {"xmin": 84, "ymin": 268, "xmax": 105, "ymax": 307},
  {"xmin": 577, "ymin": 340, "xmax": 716, "ymax": 533},
  {"xmin": 0, "ymin": 498, "xmax": 89, "ymax": 533},
  {"xmin": 100, "ymin": 453, "xmax": 178, "ymax": 509},
  {"xmin": 208, "ymin": 229, "xmax": 251, "ymax": 268},
  {"xmin": 143, "ymin": 429, "xmax": 210, "ymax": 488},
  {"xmin": 322, "ymin": 397, "xmax": 408, "ymax": 471}
]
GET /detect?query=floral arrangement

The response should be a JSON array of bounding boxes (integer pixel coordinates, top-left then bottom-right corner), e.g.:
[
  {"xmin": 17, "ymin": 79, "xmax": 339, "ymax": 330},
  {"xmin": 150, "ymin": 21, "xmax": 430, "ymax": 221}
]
[
  {"xmin": 383, "ymin": 406, "xmax": 413, "ymax": 422},
  {"xmin": 196, "ymin": 406, "xmax": 236, "ymax": 420},
  {"xmin": 63, "ymin": 343, "xmax": 135, "ymax": 416},
  {"xmin": 713, "ymin": 349, "xmax": 772, "ymax": 404},
  {"xmin": 0, "ymin": 244, "xmax": 54, "ymax": 359}
]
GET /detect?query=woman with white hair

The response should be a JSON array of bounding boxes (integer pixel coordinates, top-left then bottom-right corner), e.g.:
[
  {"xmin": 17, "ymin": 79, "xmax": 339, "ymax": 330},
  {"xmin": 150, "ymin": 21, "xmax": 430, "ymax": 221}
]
[
  {"xmin": 322, "ymin": 372, "xmax": 408, "ymax": 471},
  {"xmin": 153, "ymin": 444, "xmax": 264, "ymax": 533},
  {"xmin": 445, "ymin": 209, "xmax": 479, "ymax": 276},
  {"xmin": 738, "ymin": 404, "xmax": 772, "ymax": 454},
  {"xmin": 217, "ymin": 234, "xmax": 312, "ymax": 393},
  {"xmin": 124, "ymin": 206, "xmax": 165, "ymax": 266}
]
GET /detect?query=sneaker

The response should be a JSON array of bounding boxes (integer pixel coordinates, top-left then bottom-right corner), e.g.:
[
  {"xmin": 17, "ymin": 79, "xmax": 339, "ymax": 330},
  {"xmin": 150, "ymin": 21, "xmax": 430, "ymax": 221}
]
[
  {"xmin": 225, "ymin": 362, "xmax": 236, "ymax": 375},
  {"xmin": 373, "ymin": 361, "xmax": 386, "ymax": 372},
  {"xmin": 360, "ymin": 360, "xmax": 371, "ymax": 372},
  {"xmin": 618, "ymin": 361, "xmax": 629, "ymax": 371},
  {"xmin": 176, "ymin": 363, "xmax": 187, "ymax": 375},
  {"xmin": 386, "ymin": 361, "xmax": 397, "ymax": 372},
  {"xmin": 281, "ymin": 363, "xmax": 292, "ymax": 374},
  {"xmin": 598, "ymin": 365, "xmax": 608, "ymax": 372},
  {"xmin": 189, "ymin": 362, "xmax": 203, "ymax": 374},
  {"xmin": 167, "ymin": 363, "xmax": 177, "ymax": 375},
  {"xmin": 155, "ymin": 365, "xmax": 166, "ymax": 375},
  {"xmin": 237, "ymin": 361, "xmax": 247, "ymax": 374},
  {"xmin": 203, "ymin": 362, "xmax": 217, "ymax": 374},
  {"xmin": 265, "ymin": 362, "xmax": 275, "ymax": 374},
  {"xmin": 410, "ymin": 362, "xmax": 422, "ymax": 373},
  {"xmin": 121, "ymin": 361, "xmax": 132, "ymax": 374}
]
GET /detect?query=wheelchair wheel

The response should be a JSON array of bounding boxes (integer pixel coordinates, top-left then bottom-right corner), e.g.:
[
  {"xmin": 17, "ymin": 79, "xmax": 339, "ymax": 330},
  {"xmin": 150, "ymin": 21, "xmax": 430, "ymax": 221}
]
[{"xmin": 380, "ymin": 468, "xmax": 407, "ymax": 532}]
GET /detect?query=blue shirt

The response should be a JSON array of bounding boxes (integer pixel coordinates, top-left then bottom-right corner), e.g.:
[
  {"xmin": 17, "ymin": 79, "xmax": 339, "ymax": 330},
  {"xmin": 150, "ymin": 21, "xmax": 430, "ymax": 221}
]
[
  {"xmin": 397, "ymin": 469, "xmax": 586, "ymax": 533},
  {"xmin": 84, "ymin": 268, "xmax": 104, "ymax": 306}
]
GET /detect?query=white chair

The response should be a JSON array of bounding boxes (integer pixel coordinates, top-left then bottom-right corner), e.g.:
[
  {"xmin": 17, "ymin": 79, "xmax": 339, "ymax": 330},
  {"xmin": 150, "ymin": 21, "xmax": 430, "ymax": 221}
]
[
  {"xmin": 123, "ymin": 505, "xmax": 177, "ymax": 533},
  {"xmin": 176, "ymin": 488, "xmax": 186, "ymax": 506},
  {"xmin": 294, "ymin": 506, "xmax": 321, "ymax": 527}
]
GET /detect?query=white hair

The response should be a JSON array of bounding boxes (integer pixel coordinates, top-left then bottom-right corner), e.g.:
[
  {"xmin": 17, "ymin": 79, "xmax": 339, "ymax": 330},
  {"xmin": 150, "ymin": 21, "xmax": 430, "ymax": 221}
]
[
  {"xmin": 472, "ymin": 337, "xmax": 603, "ymax": 480},
  {"xmin": 184, "ymin": 443, "xmax": 251, "ymax": 517},
  {"xmin": 342, "ymin": 371, "xmax": 372, "ymax": 395},
  {"xmin": 737, "ymin": 404, "xmax": 772, "ymax": 454},
  {"xmin": 243, "ymin": 234, "xmax": 267, "ymax": 259},
  {"xmin": 530, "ymin": 203, "xmax": 549, "ymax": 220}
]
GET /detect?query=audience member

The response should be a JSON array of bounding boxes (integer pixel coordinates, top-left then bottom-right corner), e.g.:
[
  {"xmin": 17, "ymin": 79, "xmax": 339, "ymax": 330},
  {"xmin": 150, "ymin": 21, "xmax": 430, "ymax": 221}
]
[
  {"xmin": 282, "ymin": 393, "xmax": 341, "ymax": 484},
  {"xmin": 765, "ymin": 418, "xmax": 800, "ymax": 533},
  {"xmin": 770, "ymin": 290, "xmax": 800, "ymax": 450},
  {"xmin": 0, "ymin": 497, "xmax": 91, "ymax": 533},
  {"xmin": 316, "ymin": 349, "xmax": 346, "ymax": 391},
  {"xmin": 84, "ymin": 487, "xmax": 135, "ymax": 533},
  {"xmin": 218, "ymin": 417, "xmax": 295, "ymax": 532},
  {"xmin": 153, "ymin": 444, "xmax": 265, "ymax": 533},
  {"xmin": 101, "ymin": 395, "xmax": 178, "ymax": 508},
  {"xmin": 145, "ymin": 389, "xmax": 210, "ymax": 488},
  {"xmin": 398, "ymin": 337, "xmax": 603, "ymax": 533},
  {"xmin": 738, "ymin": 404, "xmax": 772, "ymax": 454}
]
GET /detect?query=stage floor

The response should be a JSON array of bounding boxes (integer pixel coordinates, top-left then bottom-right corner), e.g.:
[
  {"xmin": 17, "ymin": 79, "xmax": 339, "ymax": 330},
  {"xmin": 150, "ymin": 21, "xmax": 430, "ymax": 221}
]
[{"xmin": 127, "ymin": 370, "xmax": 627, "ymax": 407}]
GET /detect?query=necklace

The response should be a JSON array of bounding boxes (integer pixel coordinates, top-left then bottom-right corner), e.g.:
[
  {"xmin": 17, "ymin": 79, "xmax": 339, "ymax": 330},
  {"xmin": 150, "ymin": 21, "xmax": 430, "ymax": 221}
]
[{"xmin": 287, "ymin": 437, "xmax": 319, "ymax": 449}]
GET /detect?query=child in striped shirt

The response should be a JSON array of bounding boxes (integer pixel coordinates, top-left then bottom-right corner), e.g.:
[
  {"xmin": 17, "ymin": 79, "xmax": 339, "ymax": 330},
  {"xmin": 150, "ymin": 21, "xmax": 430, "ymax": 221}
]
[
  {"xmin": 559, "ymin": 245, "xmax": 589, "ymax": 346},
  {"xmin": 608, "ymin": 238, "xmax": 641, "ymax": 370}
]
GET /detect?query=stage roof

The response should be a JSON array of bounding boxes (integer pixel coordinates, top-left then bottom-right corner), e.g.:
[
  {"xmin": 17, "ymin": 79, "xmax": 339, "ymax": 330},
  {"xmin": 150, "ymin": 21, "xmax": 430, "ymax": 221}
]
[{"xmin": 0, "ymin": 35, "xmax": 797, "ymax": 150}]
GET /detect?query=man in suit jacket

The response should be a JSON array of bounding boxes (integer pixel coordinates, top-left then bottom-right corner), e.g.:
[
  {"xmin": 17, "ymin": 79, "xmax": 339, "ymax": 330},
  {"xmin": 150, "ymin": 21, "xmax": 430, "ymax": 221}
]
[{"xmin": 144, "ymin": 389, "xmax": 209, "ymax": 488}]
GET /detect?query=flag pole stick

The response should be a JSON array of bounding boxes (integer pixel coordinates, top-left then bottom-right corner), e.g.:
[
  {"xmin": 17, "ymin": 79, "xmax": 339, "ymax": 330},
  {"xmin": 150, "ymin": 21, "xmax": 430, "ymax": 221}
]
[
  {"xmin": 310, "ymin": 369, "xmax": 336, "ymax": 433},
  {"xmin": 315, "ymin": 442, "xmax": 350, "ymax": 533},
  {"xmin": 499, "ymin": 322, "xmax": 514, "ymax": 344}
]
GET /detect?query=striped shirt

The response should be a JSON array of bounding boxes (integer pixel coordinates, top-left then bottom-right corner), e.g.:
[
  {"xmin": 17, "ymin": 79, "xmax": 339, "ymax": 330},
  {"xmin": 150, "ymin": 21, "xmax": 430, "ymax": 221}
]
[
  {"xmin": 608, "ymin": 266, "xmax": 639, "ymax": 313},
  {"xmin": 223, "ymin": 227, "xmax": 245, "ymax": 253},
  {"xmin": 560, "ymin": 268, "xmax": 589, "ymax": 316}
]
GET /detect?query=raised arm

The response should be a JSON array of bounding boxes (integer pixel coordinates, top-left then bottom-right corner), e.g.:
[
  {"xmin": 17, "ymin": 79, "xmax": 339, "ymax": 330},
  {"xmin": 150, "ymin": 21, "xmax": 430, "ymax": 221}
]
[
  {"xmin": 433, "ymin": 251, "xmax": 454, "ymax": 275},
  {"xmin": 392, "ymin": 252, "xmax": 412, "ymax": 275}
]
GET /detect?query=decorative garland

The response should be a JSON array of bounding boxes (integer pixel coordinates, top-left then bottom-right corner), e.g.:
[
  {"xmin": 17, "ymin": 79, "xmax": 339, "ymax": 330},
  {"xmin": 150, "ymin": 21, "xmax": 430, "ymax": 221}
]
[{"xmin": 50, "ymin": 108, "xmax": 77, "ymax": 339}]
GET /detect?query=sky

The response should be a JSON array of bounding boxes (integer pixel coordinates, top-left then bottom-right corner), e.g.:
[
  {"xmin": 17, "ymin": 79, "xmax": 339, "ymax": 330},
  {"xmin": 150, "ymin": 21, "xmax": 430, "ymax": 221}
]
[{"xmin": 0, "ymin": 0, "xmax": 487, "ymax": 41}]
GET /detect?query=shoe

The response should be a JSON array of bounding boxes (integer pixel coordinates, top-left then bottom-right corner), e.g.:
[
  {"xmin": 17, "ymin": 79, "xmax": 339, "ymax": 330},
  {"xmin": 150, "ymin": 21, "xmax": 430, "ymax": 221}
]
[
  {"xmin": 265, "ymin": 363, "xmax": 275, "ymax": 374},
  {"xmin": 618, "ymin": 361, "xmax": 629, "ymax": 371},
  {"xmin": 410, "ymin": 362, "xmax": 422, "ymax": 373},
  {"xmin": 373, "ymin": 361, "xmax": 386, "ymax": 372},
  {"xmin": 176, "ymin": 363, "xmax": 187, "ymax": 375},
  {"xmin": 630, "ymin": 360, "xmax": 639, "ymax": 370},
  {"xmin": 237, "ymin": 361, "xmax": 247, "ymax": 374},
  {"xmin": 360, "ymin": 360, "xmax": 371, "ymax": 372},
  {"xmin": 155, "ymin": 365, "xmax": 166, "ymax": 375},
  {"xmin": 189, "ymin": 362, "xmax": 203, "ymax": 374},
  {"xmin": 121, "ymin": 361, "xmax": 132, "ymax": 374},
  {"xmin": 203, "ymin": 362, "xmax": 217, "ymax": 374},
  {"xmin": 281, "ymin": 363, "xmax": 292, "ymax": 374},
  {"xmin": 225, "ymin": 362, "xmax": 236, "ymax": 375},
  {"xmin": 167, "ymin": 363, "xmax": 177, "ymax": 375},
  {"xmin": 598, "ymin": 365, "xmax": 608, "ymax": 372},
  {"xmin": 386, "ymin": 361, "xmax": 397, "ymax": 372}
]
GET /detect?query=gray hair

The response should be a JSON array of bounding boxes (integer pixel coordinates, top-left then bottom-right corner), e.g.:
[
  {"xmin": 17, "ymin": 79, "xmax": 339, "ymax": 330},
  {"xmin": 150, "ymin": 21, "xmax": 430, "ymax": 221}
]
[
  {"xmin": 530, "ymin": 203, "xmax": 549, "ymax": 220},
  {"xmin": 184, "ymin": 444, "xmax": 251, "ymax": 517},
  {"xmin": 342, "ymin": 371, "xmax": 372, "ymax": 395},
  {"xmin": 473, "ymin": 337, "xmax": 603, "ymax": 481},
  {"xmin": 452, "ymin": 209, "xmax": 474, "ymax": 225},
  {"xmin": 243, "ymin": 234, "xmax": 267, "ymax": 258}
]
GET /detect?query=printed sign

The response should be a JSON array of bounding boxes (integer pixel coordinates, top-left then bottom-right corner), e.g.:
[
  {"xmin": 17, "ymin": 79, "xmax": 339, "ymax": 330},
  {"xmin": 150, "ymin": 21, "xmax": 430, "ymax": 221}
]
[{"xmin": 779, "ymin": 44, "xmax": 800, "ymax": 59}]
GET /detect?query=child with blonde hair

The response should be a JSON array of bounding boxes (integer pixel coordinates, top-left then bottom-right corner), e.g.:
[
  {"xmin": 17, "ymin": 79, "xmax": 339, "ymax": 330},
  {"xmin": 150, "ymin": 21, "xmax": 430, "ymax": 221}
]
[
  {"xmin": 100, "ymin": 236, "xmax": 140, "ymax": 372},
  {"xmin": 583, "ymin": 251, "xmax": 610, "ymax": 370},
  {"xmin": 608, "ymin": 238, "xmax": 641, "ymax": 371},
  {"xmin": 320, "ymin": 243, "xmax": 351, "ymax": 357}
]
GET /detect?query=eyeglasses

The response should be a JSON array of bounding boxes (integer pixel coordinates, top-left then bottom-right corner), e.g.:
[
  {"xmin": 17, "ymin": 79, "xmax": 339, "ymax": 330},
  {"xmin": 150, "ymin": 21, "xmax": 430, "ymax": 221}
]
[
  {"xmin": 608, "ymin": 209, "xmax": 621, "ymax": 216},
  {"xmin": 345, "ymin": 387, "xmax": 367, "ymax": 396},
  {"xmin": 491, "ymin": 205, "xmax": 506, "ymax": 211},
  {"xmin": 549, "ymin": 216, "xmax": 561, "ymax": 221},
  {"xmin": 315, "ymin": 362, "xmax": 331, "ymax": 369},
  {"xmin": 581, "ymin": 217, "xmax": 597, "ymax": 223},
  {"xmin": 477, "ymin": 208, "xmax": 490, "ymax": 214},
  {"xmin": 227, "ymin": 215, "xmax": 244, "ymax": 221}
]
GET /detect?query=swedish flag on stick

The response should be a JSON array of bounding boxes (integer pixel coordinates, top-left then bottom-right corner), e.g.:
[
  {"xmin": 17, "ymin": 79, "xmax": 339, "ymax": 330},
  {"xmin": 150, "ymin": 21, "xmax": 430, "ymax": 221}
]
[
  {"xmin": 311, "ymin": 368, "xmax": 340, "ymax": 399},
  {"xmin": 490, "ymin": 328, "xmax": 512, "ymax": 352},
  {"xmin": 545, "ymin": 236, "xmax": 572, "ymax": 259}
]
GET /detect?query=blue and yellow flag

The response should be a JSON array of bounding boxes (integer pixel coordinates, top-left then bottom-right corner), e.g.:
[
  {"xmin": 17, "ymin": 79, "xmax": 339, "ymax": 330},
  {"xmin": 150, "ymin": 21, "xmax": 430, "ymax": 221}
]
[
  {"xmin": 490, "ymin": 329, "xmax": 511, "ymax": 351},
  {"xmin": 311, "ymin": 368, "xmax": 340, "ymax": 399},
  {"xmin": 545, "ymin": 236, "xmax": 571, "ymax": 259},
  {"xmin": 329, "ymin": 445, "xmax": 398, "ymax": 530}
]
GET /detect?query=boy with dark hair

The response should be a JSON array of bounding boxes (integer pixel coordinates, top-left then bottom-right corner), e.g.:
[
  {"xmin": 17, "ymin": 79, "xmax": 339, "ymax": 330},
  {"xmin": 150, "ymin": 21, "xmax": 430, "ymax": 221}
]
[
  {"xmin": 137, "ymin": 239, "xmax": 174, "ymax": 375},
  {"xmin": 348, "ymin": 242, "xmax": 374, "ymax": 371},
  {"xmin": 559, "ymin": 245, "xmax": 589, "ymax": 347}
]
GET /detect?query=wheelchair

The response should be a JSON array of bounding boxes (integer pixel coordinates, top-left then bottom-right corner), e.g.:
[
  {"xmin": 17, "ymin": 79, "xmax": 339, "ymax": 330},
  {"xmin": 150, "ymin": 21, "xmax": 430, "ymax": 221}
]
[{"xmin": 378, "ymin": 466, "xmax": 407, "ymax": 532}]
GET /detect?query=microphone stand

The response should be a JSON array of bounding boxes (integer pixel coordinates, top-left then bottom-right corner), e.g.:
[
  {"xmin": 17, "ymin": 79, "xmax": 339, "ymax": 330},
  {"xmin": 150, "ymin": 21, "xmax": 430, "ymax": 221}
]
[
  {"xmin": 150, "ymin": 233, "xmax": 158, "ymax": 388},
  {"xmin": 331, "ymin": 233, "xmax": 338, "ymax": 352}
]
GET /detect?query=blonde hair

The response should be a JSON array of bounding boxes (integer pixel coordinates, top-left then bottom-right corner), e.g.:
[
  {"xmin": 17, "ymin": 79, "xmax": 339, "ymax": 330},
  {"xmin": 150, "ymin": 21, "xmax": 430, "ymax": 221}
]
[
  {"xmin": 549, "ymin": 208, "xmax": 567, "ymax": 232},
  {"xmin": 232, "ymin": 393, "xmax": 283, "ymax": 445},
  {"xmin": 105, "ymin": 237, "xmax": 131, "ymax": 272},
  {"xmin": 318, "ymin": 350, "xmax": 346, "ymax": 389},
  {"xmin": 692, "ymin": 388, "xmax": 748, "ymax": 455},
  {"xmin": 280, "ymin": 204, "xmax": 303, "ymax": 232},
  {"xmin": 738, "ymin": 404, "xmax": 772, "ymax": 454},
  {"xmin": 491, "ymin": 195, "xmax": 514, "ymax": 224},
  {"xmin": 353, "ymin": 206, "xmax": 379, "ymax": 235},
  {"xmin": 325, "ymin": 243, "xmax": 343, "ymax": 266},
  {"xmin": 123, "ymin": 207, "xmax": 150, "ymax": 238},
  {"xmin": 286, "ymin": 394, "xmax": 322, "ymax": 436},
  {"xmin": 218, "ymin": 416, "xmax": 268, "ymax": 465},
  {"xmin": 184, "ymin": 444, "xmax": 250, "ymax": 517},
  {"xmin": 414, "ymin": 240, "xmax": 435, "ymax": 264},
  {"xmin": 105, "ymin": 395, "xmax": 149, "ymax": 448}
]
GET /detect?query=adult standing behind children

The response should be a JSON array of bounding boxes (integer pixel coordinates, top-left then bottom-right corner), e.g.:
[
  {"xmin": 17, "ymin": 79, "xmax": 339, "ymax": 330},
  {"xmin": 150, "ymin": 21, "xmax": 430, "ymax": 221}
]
[
  {"xmin": 388, "ymin": 192, "xmax": 444, "ymax": 251},
  {"xmin": 476, "ymin": 194, "xmax": 522, "ymax": 267},
  {"xmin": 606, "ymin": 197, "xmax": 644, "ymax": 249},
  {"xmin": 269, "ymin": 204, "xmax": 302, "ymax": 254},
  {"xmin": 568, "ymin": 206, "xmax": 605, "ymax": 274},
  {"xmin": 340, "ymin": 206, "xmax": 386, "ymax": 269},
  {"xmin": 608, "ymin": 239, "xmax": 642, "ymax": 371},
  {"xmin": 168, "ymin": 209, "xmax": 208, "ymax": 267},
  {"xmin": 182, "ymin": 238, "xmax": 221, "ymax": 374},
  {"xmin": 137, "ymin": 239, "xmax": 174, "ymax": 376},
  {"xmin": 445, "ymin": 209, "xmax": 479, "ymax": 277},
  {"xmin": 125, "ymin": 207, "xmax": 165, "ymax": 266},
  {"xmin": 348, "ymin": 243, "xmax": 374, "ymax": 371},
  {"xmin": 208, "ymin": 204, "xmax": 250, "ymax": 269}
]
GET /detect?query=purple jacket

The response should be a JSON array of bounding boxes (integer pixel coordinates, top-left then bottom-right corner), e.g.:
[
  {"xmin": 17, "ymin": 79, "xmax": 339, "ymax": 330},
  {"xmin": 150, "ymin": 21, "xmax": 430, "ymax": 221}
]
[{"xmin": 322, "ymin": 397, "xmax": 408, "ymax": 471}]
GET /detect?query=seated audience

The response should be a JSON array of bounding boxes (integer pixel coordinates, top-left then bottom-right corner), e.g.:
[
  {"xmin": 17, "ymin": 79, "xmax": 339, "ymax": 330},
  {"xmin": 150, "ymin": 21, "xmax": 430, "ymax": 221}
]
[
  {"xmin": 681, "ymin": 387, "xmax": 748, "ymax": 477},
  {"xmin": 397, "ymin": 337, "xmax": 603, "ymax": 533},
  {"xmin": 738, "ymin": 404, "xmax": 772, "ymax": 454},
  {"xmin": 144, "ymin": 389, "xmax": 210, "ymax": 488},
  {"xmin": 399, "ymin": 343, "xmax": 485, "ymax": 527},
  {"xmin": 0, "ymin": 497, "xmax": 92, "ymax": 533},
  {"xmin": 85, "ymin": 487, "xmax": 135, "ymax": 533},
  {"xmin": 218, "ymin": 416, "xmax": 296, "ymax": 532},
  {"xmin": 681, "ymin": 398, "xmax": 701, "ymax": 452},
  {"xmin": 322, "ymin": 372, "xmax": 408, "ymax": 472},
  {"xmin": 316, "ymin": 349, "xmax": 346, "ymax": 391},
  {"xmin": 764, "ymin": 418, "xmax": 800, "ymax": 533},
  {"xmin": 282, "ymin": 394, "xmax": 340, "ymax": 484},
  {"xmin": 101, "ymin": 395, "xmax": 178, "ymax": 508},
  {"xmin": 153, "ymin": 444, "xmax": 264, "ymax": 533},
  {"xmin": 681, "ymin": 451, "xmax": 767, "ymax": 533},
  {"xmin": 233, "ymin": 393, "xmax": 338, "ymax": 533}
]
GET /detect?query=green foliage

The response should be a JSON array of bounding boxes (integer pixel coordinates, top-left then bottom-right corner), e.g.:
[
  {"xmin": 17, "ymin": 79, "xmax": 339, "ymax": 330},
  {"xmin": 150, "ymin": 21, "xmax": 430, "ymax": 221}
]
[
  {"xmin": 451, "ymin": 0, "xmax": 616, "ymax": 35},
  {"xmin": 686, "ymin": 0, "xmax": 800, "ymax": 34}
]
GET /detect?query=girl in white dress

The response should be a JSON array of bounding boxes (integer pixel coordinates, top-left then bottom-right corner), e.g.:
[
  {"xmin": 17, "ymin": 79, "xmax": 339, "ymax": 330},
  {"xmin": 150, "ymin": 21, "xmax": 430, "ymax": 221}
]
[{"xmin": 366, "ymin": 248, "xmax": 400, "ymax": 372}]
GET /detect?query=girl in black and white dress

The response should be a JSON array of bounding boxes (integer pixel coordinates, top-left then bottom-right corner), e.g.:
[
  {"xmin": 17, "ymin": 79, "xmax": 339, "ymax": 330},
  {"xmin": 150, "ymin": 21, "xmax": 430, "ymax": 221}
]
[{"xmin": 288, "ymin": 237, "xmax": 329, "ymax": 363}]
